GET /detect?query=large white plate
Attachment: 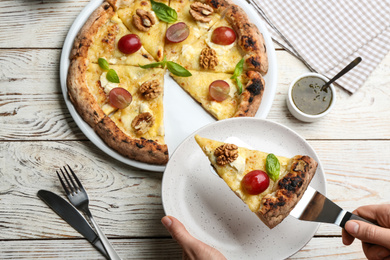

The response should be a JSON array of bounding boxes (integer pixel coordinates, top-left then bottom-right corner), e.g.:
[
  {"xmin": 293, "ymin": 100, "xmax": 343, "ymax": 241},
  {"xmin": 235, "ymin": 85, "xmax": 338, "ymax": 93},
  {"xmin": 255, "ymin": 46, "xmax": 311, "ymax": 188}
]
[
  {"xmin": 60, "ymin": 0, "xmax": 277, "ymax": 172},
  {"xmin": 162, "ymin": 118, "xmax": 326, "ymax": 259}
]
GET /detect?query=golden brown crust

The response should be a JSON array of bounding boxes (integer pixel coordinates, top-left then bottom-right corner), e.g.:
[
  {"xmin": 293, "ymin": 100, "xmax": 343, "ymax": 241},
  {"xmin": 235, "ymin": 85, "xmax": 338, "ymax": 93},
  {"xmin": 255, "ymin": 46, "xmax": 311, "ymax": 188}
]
[
  {"xmin": 70, "ymin": 2, "xmax": 114, "ymax": 60},
  {"xmin": 257, "ymin": 155, "xmax": 318, "ymax": 229},
  {"xmin": 204, "ymin": 0, "xmax": 268, "ymax": 75},
  {"xmin": 94, "ymin": 116, "xmax": 169, "ymax": 165},
  {"xmin": 234, "ymin": 70, "xmax": 265, "ymax": 117},
  {"xmin": 67, "ymin": 57, "xmax": 106, "ymax": 126}
]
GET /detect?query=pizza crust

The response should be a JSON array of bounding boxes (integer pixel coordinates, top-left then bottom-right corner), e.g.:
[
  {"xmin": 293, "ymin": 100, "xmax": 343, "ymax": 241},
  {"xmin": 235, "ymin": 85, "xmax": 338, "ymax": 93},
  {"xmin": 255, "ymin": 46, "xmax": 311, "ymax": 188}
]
[
  {"xmin": 94, "ymin": 116, "xmax": 169, "ymax": 165},
  {"xmin": 234, "ymin": 70, "xmax": 265, "ymax": 117},
  {"xmin": 70, "ymin": 2, "xmax": 114, "ymax": 60},
  {"xmin": 258, "ymin": 155, "xmax": 318, "ymax": 229},
  {"xmin": 203, "ymin": 0, "xmax": 268, "ymax": 75}
]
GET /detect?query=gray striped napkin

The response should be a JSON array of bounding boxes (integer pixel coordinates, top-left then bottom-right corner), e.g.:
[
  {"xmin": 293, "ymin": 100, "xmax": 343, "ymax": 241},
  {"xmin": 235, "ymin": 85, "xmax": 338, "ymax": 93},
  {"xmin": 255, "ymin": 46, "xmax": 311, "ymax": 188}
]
[{"xmin": 251, "ymin": 0, "xmax": 390, "ymax": 93}]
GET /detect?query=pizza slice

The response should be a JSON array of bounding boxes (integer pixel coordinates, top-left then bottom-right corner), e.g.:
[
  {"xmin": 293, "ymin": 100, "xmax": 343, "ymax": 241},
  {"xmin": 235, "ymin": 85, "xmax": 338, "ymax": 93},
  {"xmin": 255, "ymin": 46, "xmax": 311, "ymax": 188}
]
[
  {"xmin": 171, "ymin": 70, "xmax": 265, "ymax": 120},
  {"xmin": 70, "ymin": 2, "xmax": 156, "ymax": 66},
  {"xmin": 111, "ymin": 0, "xmax": 169, "ymax": 61},
  {"xmin": 67, "ymin": 57, "xmax": 168, "ymax": 165},
  {"xmin": 194, "ymin": 135, "xmax": 317, "ymax": 228},
  {"xmin": 165, "ymin": 0, "xmax": 222, "ymax": 63}
]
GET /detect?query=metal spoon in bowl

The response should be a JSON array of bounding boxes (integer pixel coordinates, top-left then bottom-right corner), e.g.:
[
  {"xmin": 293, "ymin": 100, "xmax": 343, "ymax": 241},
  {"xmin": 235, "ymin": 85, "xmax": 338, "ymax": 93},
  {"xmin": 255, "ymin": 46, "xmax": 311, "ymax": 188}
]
[{"xmin": 321, "ymin": 57, "xmax": 362, "ymax": 92}]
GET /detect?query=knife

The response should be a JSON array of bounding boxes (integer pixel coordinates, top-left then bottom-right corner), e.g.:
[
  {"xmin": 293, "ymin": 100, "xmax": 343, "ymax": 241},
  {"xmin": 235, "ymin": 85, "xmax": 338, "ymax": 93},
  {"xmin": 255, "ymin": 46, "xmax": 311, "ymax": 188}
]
[
  {"xmin": 37, "ymin": 190, "xmax": 108, "ymax": 258},
  {"xmin": 290, "ymin": 186, "xmax": 376, "ymax": 227}
]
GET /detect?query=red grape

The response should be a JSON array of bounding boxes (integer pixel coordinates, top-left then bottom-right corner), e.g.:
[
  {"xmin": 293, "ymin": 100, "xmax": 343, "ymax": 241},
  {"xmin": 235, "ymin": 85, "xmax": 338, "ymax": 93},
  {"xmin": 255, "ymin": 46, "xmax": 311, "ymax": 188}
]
[
  {"xmin": 241, "ymin": 170, "xmax": 270, "ymax": 195},
  {"xmin": 118, "ymin": 34, "xmax": 142, "ymax": 54},
  {"xmin": 109, "ymin": 88, "xmax": 132, "ymax": 109},
  {"xmin": 209, "ymin": 80, "xmax": 230, "ymax": 102},
  {"xmin": 211, "ymin": 26, "xmax": 236, "ymax": 45},
  {"xmin": 166, "ymin": 22, "xmax": 189, "ymax": 43}
]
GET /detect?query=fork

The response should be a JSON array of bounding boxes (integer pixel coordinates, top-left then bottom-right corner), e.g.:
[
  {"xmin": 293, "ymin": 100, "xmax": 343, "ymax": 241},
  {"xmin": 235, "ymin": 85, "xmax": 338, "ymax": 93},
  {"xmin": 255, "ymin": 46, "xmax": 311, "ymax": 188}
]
[{"xmin": 57, "ymin": 165, "xmax": 121, "ymax": 260}]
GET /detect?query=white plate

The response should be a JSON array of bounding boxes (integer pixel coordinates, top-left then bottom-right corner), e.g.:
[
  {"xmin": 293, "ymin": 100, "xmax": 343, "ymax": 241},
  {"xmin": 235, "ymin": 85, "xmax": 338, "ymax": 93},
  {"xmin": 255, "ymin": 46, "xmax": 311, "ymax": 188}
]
[
  {"xmin": 162, "ymin": 118, "xmax": 326, "ymax": 259},
  {"xmin": 59, "ymin": 0, "xmax": 277, "ymax": 172}
]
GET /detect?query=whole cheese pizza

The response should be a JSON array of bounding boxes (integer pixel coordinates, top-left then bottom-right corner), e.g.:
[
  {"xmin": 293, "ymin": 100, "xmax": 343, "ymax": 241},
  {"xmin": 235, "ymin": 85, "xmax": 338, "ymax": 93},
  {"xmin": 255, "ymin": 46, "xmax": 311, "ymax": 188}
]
[
  {"xmin": 67, "ymin": 0, "xmax": 269, "ymax": 165},
  {"xmin": 195, "ymin": 135, "xmax": 317, "ymax": 228}
]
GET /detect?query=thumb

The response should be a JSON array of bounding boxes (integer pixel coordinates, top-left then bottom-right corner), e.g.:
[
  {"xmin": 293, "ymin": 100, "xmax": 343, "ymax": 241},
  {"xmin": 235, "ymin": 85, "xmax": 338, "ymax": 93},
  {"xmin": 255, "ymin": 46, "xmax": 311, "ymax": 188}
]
[
  {"xmin": 345, "ymin": 220, "xmax": 390, "ymax": 248},
  {"xmin": 161, "ymin": 216, "xmax": 199, "ymax": 248}
]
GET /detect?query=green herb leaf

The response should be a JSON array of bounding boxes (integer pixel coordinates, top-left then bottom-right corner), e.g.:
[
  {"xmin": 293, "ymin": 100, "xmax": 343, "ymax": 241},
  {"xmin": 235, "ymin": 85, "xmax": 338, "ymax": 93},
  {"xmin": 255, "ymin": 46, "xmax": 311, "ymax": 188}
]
[
  {"xmin": 235, "ymin": 77, "xmax": 243, "ymax": 94},
  {"xmin": 98, "ymin": 58, "xmax": 110, "ymax": 70},
  {"xmin": 139, "ymin": 61, "xmax": 165, "ymax": 69},
  {"xmin": 166, "ymin": 61, "xmax": 192, "ymax": 77},
  {"xmin": 265, "ymin": 153, "xmax": 280, "ymax": 182},
  {"xmin": 106, "ymin": 69, "xmax": 120, "ymax": 83},
  {"xmin": 231, "ymin": 58, "xmax": 244, "ymax": 79},
  {"xmin": 151, "ymin": 0, "xmax": 177, "ymax": 23}
]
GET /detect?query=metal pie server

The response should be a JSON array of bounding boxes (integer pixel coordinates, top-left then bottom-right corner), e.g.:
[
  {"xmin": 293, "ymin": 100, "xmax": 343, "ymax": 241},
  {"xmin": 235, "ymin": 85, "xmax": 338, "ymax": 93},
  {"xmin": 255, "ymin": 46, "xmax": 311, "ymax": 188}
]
[
  {"xmin": 37, "ymin": 190, "xmax": 108, "ymax": 258},
  {"xmin": 290, "ymin": 186, "xmax": 375, "ymax": 228}
]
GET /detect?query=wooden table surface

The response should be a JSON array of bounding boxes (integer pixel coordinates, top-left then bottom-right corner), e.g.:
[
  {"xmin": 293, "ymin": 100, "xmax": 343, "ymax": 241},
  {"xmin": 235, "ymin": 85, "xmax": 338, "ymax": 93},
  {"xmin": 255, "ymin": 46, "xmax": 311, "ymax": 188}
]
[{"xmin": 1, "ymin": 0, "xmax": 389, "ymax": 259}]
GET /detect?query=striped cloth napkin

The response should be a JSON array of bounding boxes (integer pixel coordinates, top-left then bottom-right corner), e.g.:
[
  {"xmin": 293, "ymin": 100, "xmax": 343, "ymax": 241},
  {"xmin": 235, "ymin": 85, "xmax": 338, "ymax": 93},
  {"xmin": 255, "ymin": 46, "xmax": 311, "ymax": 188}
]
[{"xmin": 251, "ymin": 0, "xmax": 390, "ymax": 93}]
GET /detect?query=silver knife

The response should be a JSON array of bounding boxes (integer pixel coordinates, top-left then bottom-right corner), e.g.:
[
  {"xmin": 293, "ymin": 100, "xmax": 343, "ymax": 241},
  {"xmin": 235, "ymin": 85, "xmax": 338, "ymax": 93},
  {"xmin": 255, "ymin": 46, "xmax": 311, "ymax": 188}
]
[
  {"xmin": 290, "ymin": 186, "xmax": 375, "ymax": 227},
  {"xmin": 37, "ymin": 190, "xmax": 109, "ymax": 258}
]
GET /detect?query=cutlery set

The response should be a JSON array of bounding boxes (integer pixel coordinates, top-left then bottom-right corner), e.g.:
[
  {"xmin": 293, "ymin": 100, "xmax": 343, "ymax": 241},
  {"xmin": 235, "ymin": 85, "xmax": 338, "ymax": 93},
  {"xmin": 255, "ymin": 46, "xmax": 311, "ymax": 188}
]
[{"xmin": 38, "ymin": 165, "xmax": 121, "ymax": 260}]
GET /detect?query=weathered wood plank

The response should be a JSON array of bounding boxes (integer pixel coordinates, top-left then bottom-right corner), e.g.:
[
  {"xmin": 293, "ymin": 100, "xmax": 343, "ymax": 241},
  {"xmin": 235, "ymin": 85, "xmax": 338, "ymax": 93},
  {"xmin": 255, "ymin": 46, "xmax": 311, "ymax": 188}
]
[
  {"xmin": 1, "ymin": 140, "xmax": 389, "ymax": 239},
  {"xmin": 0, "ymin": 237, "xmax": 365, "ymax": 259},
  {"xmin": 0, "ymin": 0, "xmax": 89, "ymax": 48},
  {"xmin": 1, "ymin": 49, "xmax": 390, "ymax": 140}
]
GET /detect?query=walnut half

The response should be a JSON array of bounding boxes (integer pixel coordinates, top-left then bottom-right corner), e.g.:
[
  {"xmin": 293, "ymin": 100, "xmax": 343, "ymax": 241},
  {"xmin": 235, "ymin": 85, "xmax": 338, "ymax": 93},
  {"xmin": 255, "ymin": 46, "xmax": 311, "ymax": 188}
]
[
  {"xmin": 214, "ymin": 144, "xmax": 238, "ymax": 165},
  {"xmin": 189, "ymin": 2, "xmax": 214, "ymax": 23},
  {"xmin": 133, "ymin": 9, "xmax": 156, "ymax": 32},
  {"xmin": 139, "ymin": 79, "xmax": 162, "ymax": 100},
  {"xmin": 200, "ymin": 47, "xmax": 218, "ymax": 69},
  {"xmin": 131, "ymin": 112, "xmax": 155, "ymax": 135}
]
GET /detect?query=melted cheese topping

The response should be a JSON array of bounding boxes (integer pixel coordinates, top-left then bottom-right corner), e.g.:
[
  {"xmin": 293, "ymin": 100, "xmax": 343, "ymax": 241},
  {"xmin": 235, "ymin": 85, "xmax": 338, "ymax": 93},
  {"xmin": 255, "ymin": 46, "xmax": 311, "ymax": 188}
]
[{"xmin": 195, "ymin": 135, "xmax": 292, "ymax": 212}]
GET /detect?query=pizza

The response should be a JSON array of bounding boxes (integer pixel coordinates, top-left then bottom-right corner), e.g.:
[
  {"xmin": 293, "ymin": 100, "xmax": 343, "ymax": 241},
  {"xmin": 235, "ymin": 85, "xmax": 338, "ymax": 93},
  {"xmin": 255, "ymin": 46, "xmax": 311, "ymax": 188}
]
[
  {"xmin": 194, "ymin": 135, "xmax": 318, "ymax": 228},
  {"xmin": 67, "ymin": 0, "xmax": 269, "ymax": 165}
]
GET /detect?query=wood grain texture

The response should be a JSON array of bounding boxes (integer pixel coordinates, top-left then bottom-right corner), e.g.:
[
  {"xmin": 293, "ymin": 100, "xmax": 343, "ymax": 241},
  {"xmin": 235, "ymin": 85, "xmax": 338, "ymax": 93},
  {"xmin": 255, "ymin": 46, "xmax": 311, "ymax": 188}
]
[
  {"xmin": 1, "ymin": 49, "xmax": 390, "ymax": 140},
  {"xmin": 0, "ymin": 237, "xmax": 366, "ymax": 259},
  {"xmin": 0, "ymin": 0, "xmax": 89, "ymax": 48}
]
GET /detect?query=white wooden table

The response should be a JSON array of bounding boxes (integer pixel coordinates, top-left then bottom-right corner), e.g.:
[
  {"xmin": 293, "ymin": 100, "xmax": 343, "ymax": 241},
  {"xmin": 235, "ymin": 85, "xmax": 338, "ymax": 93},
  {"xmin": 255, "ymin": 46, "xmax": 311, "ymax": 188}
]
[{"xmin": 1, "ymin": 0, "xmax": 389, "ymax": 259}]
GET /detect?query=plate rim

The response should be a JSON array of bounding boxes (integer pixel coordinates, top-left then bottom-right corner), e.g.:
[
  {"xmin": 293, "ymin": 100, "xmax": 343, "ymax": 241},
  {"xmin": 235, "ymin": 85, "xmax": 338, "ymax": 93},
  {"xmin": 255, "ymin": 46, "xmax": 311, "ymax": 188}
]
[
  {"xmin": 59, "ymin": 0, "xmax": 278, "ymax": 172},
  {"xmin": 162, "ymin": 117, "xmax": 327, "ymax": 259}
]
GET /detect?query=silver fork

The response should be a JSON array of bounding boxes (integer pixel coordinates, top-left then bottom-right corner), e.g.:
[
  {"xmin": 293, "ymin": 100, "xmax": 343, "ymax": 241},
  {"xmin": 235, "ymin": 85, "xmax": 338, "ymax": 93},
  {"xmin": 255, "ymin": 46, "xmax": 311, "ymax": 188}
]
[{"xmin": 57, "ymin": 165, "xmax": 121, "ymax": 260}]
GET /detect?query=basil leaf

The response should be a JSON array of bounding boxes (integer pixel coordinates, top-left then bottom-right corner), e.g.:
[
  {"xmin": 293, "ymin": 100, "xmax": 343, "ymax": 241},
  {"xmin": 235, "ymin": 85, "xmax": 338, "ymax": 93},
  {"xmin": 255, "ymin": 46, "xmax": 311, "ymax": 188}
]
[
  {"xmin": 98, "ymin": 58, "xmax": 110, "ymax": 70},
  {"xmin": 166, "ymin": 61, "xmax": 192, "ymax": 77},
  {"xmin": 151, "ymin": 0, "xmax": 177, "ymax": 23},
  {"xmin": 265, "ymin": 153, "xmax": 280, "ymax": 182},
  {"xmin": 231, "ymin": 58, "xmax": 244, "ymax": 79},
  {"xmin": 139, "ymin": 61, "xmax": 164, "ymax": 69},
  {"xmin": 235, "ymin": 77, "xmax": 243, "ymax": 94},
  {"xmin": 106, "ymin": 69, "xmax": 120, "ymax": 83}
]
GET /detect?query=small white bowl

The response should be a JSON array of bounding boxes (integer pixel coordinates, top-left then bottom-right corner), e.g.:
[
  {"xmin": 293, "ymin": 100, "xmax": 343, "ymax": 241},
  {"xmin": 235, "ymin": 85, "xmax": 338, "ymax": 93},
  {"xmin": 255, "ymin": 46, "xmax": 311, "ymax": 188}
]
[{"xmin": 286, "ymin": 72, "xmax": 336, "ymax": 122}]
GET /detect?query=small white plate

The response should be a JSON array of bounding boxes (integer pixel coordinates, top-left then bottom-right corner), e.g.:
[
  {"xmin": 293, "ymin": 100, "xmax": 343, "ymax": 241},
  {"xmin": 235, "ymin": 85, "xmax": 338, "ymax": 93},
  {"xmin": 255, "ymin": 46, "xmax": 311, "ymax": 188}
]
[
  {"xmin": 59, "ymin": 0, "xmax": 277, "ymax": 172},
  {"xmin": 162, "ymin": 118, "xmax": 326, "ymax": 259}
]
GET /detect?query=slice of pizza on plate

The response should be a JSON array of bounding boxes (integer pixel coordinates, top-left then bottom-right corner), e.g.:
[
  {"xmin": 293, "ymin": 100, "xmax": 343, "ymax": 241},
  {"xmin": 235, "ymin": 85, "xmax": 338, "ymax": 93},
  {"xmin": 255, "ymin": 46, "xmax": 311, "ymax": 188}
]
[
  {"xmin": 171, "ymin": 70, "xmax": 265, "ymax": 119},
  {"xmin": 194, "ymin": 135, "xmax": 317, "ymax": 228},
  {"xmin": 70, "ymin": 2, "xmax": 156, "ymax": 66},
  {"xmin": 68, "ymin": 57, "xmax": 168, "ymax": 165},
  {"xmin": 112, "ymin": 0, "xmax": 169, "ymax": 61}
]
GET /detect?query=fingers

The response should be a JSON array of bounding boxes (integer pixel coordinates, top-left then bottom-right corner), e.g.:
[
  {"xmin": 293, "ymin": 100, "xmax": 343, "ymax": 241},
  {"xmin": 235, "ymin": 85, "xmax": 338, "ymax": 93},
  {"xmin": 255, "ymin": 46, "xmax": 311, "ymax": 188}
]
[
  {"xmin": 161, "ymin": 216, "xmax": 227, "ymax": 260},
  {"xmin": 362, "ymin": 243, "xmax": 390, "ymax": 260},
  {"xmin": 354, "ymin": 204, "xmax": 390, "ymax": 227},
  {"xmin": 161, "ymin": 216, "xmax": 198, "ymax": 248},
  {"xmin": 345, "ymin": 220, "xmax": 390, "ymax": 249},
  {"xmin": 342, "ymin": 227, "xmax": 355, "ymax": 245}
]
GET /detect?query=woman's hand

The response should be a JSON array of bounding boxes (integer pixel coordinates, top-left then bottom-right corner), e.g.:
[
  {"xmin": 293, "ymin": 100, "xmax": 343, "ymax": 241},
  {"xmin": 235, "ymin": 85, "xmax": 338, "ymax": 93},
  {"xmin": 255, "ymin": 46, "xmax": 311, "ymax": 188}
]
[
  {"xmin": 161, "ymin": 216, "xmax": 226, "ymax": 260},
  {"xmin": 342, "ymin": 204, "xmax": 390, "ymax": 260}
]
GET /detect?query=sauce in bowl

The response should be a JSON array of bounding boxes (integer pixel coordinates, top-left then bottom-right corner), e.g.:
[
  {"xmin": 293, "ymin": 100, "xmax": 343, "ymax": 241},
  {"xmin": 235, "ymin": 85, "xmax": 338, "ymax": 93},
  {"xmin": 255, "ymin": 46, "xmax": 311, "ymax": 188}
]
[{"xmin": 291, "ymin": 76, "xmax": 333, "ymax": 115}]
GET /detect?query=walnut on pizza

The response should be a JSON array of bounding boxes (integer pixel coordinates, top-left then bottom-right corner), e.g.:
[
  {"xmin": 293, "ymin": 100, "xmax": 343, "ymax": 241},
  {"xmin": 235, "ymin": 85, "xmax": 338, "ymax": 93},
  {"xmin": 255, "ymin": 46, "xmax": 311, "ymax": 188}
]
[
  {"xmin": 67, "ymin": 0, "xmax": 269, "ymax": 165},
  {"xmin": 195, "ymin": 135, "xmax": 318, "ymax": 228}
]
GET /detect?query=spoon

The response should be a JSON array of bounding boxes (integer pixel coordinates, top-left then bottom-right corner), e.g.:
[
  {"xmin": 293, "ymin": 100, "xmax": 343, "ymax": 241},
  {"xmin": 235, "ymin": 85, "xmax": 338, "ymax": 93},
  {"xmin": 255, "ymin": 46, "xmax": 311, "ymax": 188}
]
[{"xmin": 321, "ymin": 57, "xmax": 362, "ymax": 91}]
